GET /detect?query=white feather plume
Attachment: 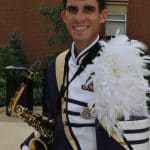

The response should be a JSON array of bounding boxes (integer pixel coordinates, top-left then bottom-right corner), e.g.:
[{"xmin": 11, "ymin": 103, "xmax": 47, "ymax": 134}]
[{"xmin": 87, "ymin": 35, "xmax": 150, "ymax": 136}]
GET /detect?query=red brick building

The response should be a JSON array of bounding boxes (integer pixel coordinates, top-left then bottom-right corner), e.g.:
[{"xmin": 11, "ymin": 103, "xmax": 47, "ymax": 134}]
[
  {"xmin": 0, "ymin": 0, "xmax": 149, "ymax": 68},
  {"xmin": 106, "ymin": 0, "xmax": 150, "ymax": 48},
  {"xmin": 127, "ymin": 0, "xmax": 150, "ymax": 49},
  {"xmin": 0, "ymin": 0, "xmax": 61, "ymax": 68}
]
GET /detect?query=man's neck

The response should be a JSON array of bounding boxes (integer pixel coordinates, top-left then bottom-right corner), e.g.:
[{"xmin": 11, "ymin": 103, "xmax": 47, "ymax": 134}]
[
  {"xmin": 74, "ymin": 42, "xmax": 90, "ymax": 55},
  {"xmin": 74, "ymin": 35, "xmax": 100, "ymax": 55}
]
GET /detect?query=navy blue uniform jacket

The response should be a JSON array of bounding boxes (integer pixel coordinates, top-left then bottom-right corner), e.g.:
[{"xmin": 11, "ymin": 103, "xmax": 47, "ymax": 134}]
[{"xmin": 21, "ymin": 58, "xmax": 126, "ymax": 150}]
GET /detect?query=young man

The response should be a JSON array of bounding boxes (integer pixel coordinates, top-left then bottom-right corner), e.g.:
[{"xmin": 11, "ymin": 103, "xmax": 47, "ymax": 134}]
[
  {"xmin": 22, "ymin": 0, "xmax": 107, "ymax": 150},
  {"xmin": 21, "ymin": 0, "xmax": 149, "ymax": 149}
]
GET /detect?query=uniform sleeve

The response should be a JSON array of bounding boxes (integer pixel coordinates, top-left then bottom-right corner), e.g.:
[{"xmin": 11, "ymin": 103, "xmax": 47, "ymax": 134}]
[
  {"xmin": 96, "ymin": 116, "xmax": 150, "ymax": 150},
  {"xmin": 21, "ymin": 145, "xmax": 29, "ymax": 150},
  {"xmin": 20, "ymin": 133, "xmax": 34, "ymax": 149},
  {"xmin": 42, "ymin": 58, "xmax": 60, "ymax": 119}
]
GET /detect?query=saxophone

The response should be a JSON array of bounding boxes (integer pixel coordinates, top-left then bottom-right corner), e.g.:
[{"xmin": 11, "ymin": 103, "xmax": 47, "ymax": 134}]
[{"xmin": 7, "ymin": 60, "xmax": 55, "ymax": 150}]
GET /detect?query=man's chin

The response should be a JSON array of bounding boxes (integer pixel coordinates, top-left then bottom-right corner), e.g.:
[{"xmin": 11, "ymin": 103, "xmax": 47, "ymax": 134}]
[{"xmin": 73, "ymin": 36, "xmax": 87, "ymax": 42}]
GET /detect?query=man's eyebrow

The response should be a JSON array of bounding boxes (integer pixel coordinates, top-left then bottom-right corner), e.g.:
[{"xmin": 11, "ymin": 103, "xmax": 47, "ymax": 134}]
[
  {"xmin": 84, "ymin": 5, "xmax": 96, "ymax": 11},
  {"xmin": 66, "ymin": 5, "xmax": 77, "ymax": 10},
  {"xmin": 66, "ymin": 5, "xmax": 96, "ymax": 11}
]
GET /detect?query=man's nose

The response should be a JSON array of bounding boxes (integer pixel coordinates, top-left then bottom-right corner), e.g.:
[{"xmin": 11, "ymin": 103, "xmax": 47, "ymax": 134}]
[{"xmin": 74, "ymin": 11, "xmax": 86, "ymax": 23}]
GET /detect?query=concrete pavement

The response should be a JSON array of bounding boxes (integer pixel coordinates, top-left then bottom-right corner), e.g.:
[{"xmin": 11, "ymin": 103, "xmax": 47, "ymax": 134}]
[
  {"xmin": 0, "ymin": 122, "xmax": 33, "ymax": 150},
  {"xmin": 0, "ymin": 107, "xmax": 150, "ymax": 150},
  {"xmin": 0, "ymin": 107, "xmax": 40, "ymax": 150}
]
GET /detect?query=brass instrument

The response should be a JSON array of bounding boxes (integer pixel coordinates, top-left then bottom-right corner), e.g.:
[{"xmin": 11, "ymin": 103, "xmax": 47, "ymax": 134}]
[{"xmin": 8, "ymin": 60, "xmax": 55, "ymax": 150}]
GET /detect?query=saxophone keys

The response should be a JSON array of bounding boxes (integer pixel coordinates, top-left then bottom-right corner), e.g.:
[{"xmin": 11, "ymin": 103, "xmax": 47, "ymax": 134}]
[
  {"xmin": 15, "ymin": 105, "xmax": 24, "ymax": 115},
  {"xmin": 14, "ymin": 91, "xmax": 19, "ymax": 98},
  {"xmin": 10, "ymin": 97, "xmax": 14, "ymax": 101}
]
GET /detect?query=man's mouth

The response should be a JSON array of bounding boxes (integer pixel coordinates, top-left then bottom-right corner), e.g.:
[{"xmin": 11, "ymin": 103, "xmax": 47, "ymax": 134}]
[{"xmin": 73, "ymin": 26, "xmax": 88, "ymax": 31}]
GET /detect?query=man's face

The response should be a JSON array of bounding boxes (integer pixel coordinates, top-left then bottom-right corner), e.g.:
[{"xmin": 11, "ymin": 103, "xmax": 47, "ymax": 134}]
[{"xmin": 61, "ymin": 0, "xmax": 107, "ymax": 47}]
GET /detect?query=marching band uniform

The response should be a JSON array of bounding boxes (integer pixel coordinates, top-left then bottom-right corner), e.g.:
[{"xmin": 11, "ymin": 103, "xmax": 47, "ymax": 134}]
[{"xmin": 21, "ymin": 35, "xmax": 150, "ymax": 150}]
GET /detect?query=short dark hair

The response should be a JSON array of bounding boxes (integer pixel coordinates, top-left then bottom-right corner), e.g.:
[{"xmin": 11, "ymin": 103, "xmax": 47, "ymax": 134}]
[{"xmin": 62, "ymin": 0, "xmax": 105, "ymax": 12}]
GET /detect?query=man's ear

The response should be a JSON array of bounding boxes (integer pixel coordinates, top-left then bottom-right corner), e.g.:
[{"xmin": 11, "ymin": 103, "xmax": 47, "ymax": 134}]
[
  {"xmin": 61, "ymin": 11, "xmax": 66, "ymax": 24},
  {"xmin": 100, "ymin": 9, "xmax": 108, "ymax": 23}
]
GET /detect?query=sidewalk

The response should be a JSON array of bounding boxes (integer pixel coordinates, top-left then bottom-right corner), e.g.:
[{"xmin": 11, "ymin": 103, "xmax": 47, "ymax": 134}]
[
  {"xmin": 0, "ymin": 107, "xmax": 41, "ymax": 150},
  {"xmin": 0, "ymin": 107, "xmax": 150, "ymax": 150}
]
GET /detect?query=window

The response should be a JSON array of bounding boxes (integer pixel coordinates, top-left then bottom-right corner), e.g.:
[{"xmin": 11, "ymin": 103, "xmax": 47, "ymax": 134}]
[{"xmin": 105, "ymin": 13, "xmax": 127, "ymax": 40}]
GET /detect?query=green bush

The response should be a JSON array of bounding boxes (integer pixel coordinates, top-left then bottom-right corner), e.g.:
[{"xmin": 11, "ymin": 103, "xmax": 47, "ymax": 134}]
[
  {"xmin": 0, "ymin": 45, "xmax": 20, "ymax": 67},
  {"xmin": 0, "ymin": 32, "xmax": 27, "ymax": 107},
  {"xmin": 7, "ymin": 32, "xmax": 27, "ymax": 65},
  {"xmin": 38, "ymin": 3, "xmax": 71, "ymax": 46},
  {"xmin": 33, "ymin": 71, "xmax": 45, "ymax": 105},
  {"xmin": 0, "ymin": 44, "xmax": 20, "ymax": 107},
  {"xmin": 0, "ymin": 76, "xmax": 6, "ymax": 107}
]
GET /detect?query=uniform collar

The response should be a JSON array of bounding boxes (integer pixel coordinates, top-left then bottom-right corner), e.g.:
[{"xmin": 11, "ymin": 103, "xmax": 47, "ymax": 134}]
[{"xmin": 70, "ymin": 35, "xmax": 100, "ymax": 65}]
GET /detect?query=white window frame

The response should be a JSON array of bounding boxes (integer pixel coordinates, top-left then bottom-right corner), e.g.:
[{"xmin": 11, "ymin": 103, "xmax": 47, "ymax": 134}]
[{"xmin": 105, "ymin": 13, "xmax": 127, "ymax": 38}]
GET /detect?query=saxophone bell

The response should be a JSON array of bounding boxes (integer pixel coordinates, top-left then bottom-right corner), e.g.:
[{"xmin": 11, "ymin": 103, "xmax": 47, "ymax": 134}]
[{"xmin": 29, "ymin": 137, "xmax": 47, "ymax": 150}]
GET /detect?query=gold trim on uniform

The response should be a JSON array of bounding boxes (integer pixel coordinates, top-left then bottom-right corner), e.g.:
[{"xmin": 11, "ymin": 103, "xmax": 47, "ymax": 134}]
[{"xmin": 56, "ymin": 51, "xmax": 79, "ymax": 150}]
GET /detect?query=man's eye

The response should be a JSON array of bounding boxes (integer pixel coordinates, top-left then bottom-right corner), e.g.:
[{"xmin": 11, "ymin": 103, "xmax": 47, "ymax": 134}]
[
  {"xmin": 66, "ymin": 6, "xmax": 78, "ymax": 14},
  {"xmin": 84, "ymin": 6, "xmax": 96, "ymax": 13}
]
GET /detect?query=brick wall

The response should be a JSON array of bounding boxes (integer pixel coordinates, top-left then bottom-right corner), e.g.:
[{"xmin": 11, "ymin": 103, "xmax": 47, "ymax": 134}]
[
  {"xmin": 1, "ymin": 0, "xmax": 149, "ymax": 68},
  {"xmin": 0, "ymin": 0, "xmax": 61, "ymax": 68},
  {"xmin": 127, "ymin": 0, "xmax": 150, "ymax": 49}
]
